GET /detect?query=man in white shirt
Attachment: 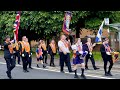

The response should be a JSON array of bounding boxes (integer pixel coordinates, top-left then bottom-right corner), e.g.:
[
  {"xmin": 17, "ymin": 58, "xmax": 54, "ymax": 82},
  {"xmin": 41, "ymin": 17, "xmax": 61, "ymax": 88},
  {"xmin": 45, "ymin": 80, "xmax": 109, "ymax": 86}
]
[{"xmin": 58, "ymin": 35, "xmax": 73, "ymax": 73}]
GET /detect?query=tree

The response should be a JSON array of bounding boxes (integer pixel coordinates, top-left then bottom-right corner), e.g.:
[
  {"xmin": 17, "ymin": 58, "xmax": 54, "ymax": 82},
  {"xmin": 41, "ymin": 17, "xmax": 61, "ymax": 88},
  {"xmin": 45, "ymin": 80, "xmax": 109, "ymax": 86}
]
[{"xmin": 0, "ymin": 11, "xmax": 120, "ymax": 44}]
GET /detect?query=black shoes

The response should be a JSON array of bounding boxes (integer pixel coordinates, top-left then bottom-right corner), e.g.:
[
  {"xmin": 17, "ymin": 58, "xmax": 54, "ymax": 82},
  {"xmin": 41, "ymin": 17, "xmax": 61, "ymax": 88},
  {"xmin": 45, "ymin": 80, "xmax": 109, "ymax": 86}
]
[
  {"xmin": 108, "ymin": 72, "xmax": 113, "ymax": 76},
  {"xmin": 37, "ymin": 65, "xmax": 40, "ymax": 68},
  {"xmin": 43, "ymin": 65, "xmax": 46, "ymax": 68},
  {"xmin": 50, "ymin": 65, "xmax": 55, "ymax": 67},
  {"xmin": 18, "ymin": 63, "xmax": 21, "ymax": 65},
  {"xmin": 85, "ymin": 67, "xmax": 100, "ymax": 70},
  {"xmin": 74, "ymin": 75, "xmax": 79, "ymax": 79},
  {"xmin": 69, "ymin": 70, "xmax": 74, "ymax": 73},
  {"xmin": 50, "ymin": 63, "xmax": 55, "ymax": 67},
  {"xmin": 105, "ymin": 72, "xmax": 113, "ymax": 76},
  {"xmin": 45, "ymin": 62, "xmax": 48, "ymax": 64},
  {"xmin": 61, "ymin": 71, "xmax": 65, "ymax": 73},
  {"xmin": 26, "ymin": 70, "xmax": 29, "ymax": 72},
  {"xmin": 94, "ymin": 67, "xmax": 100, "ymax": 70},
  {"xmin": 23, "ymin": 70, "xmax": 29, "ymax": 73},
  {"xmin": 6, "ymin": 71, "xmax": 12, "ymax": 79},
  {"xmin": 85, "ymin": 67, "xmax": 90, "ymax": 70},
  {"xmin": 74, "ymin": 74, "xmax": 86, "ymax": 79},
  {"xmin": 81, "ymin": 74, "xmax": 87, "ymax": 79},
  {"xmin": 29, "ymin": 67, "xmax": 33, "ymax": 69},
  {"xmin": 105, "ymin": 73, "xmax": 109, "ymax": 76}
]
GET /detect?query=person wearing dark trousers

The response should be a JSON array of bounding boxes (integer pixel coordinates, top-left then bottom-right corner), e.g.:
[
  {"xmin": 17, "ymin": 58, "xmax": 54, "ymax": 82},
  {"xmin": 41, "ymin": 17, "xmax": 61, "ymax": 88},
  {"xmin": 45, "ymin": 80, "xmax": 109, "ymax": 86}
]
[
  {"xmin": 83, "ymin": 38, "xmax": 99, "ymax": 70},
  {"xmin": 19, "ymin": 36, "xmax": 30, "ymax": 72},
  {"xmin": 100, "ymin": 37, "xmax": 113, "ymax": 76},
  {"xmin": 58, "ymin": 35, "xmax": 73, "ymax": 73},
  {"xmin": 25, "ymin": 38, "xmax": 33, "ymax": 69},
  {"xmin": 41, "ymin": 40, "xmax": 48, "ymax": 64},
  {"xmin": 28, "ymin": 52, "xmax": 33, "ymax": 69},
  {"xmin": 4, "ymin": 35, "xmax": 16, "ymax": 79},
  {"xmin": 14, "ymin": 41, "xmax": 21, "ymax": 65},
  {"xmin": 48, "ymin": 39, "xmax": 57, "ymax": 67}
]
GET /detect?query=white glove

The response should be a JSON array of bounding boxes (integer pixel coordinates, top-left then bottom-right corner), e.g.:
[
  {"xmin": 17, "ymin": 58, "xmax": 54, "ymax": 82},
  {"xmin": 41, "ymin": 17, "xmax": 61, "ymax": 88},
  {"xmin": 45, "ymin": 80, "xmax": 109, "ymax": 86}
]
[
  {"xmin": 106, "ymin": 52, "xmax": 111, "ymax": 55},
  {"xmin": 79, "ymin": 51, "xmax": 83, "ymax": 54},
  {"xmin": 89, "ymin": 52, "xmax": 92, "ymax": 55},
  {"xmin": 31, "ymin": 53, "xmax": 32, "ymax": 55},
  {"xmin": 22, "ymin": 54, "xmax": 24, "ymax": 57},
  {"xmin": 29, "ymin": 55, "xmax": 31, "ymax": 57},
  {"xmin": 85, "ymin": 51, "xmax": 88, "ymax": 54}
]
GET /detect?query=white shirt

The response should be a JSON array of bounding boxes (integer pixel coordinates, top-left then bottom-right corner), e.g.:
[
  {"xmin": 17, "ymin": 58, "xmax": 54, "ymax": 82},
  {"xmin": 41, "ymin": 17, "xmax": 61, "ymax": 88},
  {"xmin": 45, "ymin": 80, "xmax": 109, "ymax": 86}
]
[
  {"xmin": 71, "ymin": 44, "xmax": 84, "ymax": 55},
  {"xmin": 76, "ymin": 42, "xmax": 82, "ymax": 51},
  {"xmin": 58, "ymin": 40, "xmax": 70, "ymax": 53}
]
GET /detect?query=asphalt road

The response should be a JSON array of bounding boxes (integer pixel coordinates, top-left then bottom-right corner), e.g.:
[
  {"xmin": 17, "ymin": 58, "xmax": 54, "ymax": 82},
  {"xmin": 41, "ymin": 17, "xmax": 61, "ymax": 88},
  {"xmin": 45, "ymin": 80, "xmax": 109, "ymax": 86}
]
[
  {"xmin": 0, "ymin": 55, "xmax": 120, "ymax": 79},
  {"xmin": 0, "ymin": 62, "xmax": 119, "ymax": 79}
]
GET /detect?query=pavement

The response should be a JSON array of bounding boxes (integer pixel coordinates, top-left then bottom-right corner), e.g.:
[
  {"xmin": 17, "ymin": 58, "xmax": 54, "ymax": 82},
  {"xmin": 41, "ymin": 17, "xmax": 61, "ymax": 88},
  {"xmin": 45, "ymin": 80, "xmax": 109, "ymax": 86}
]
[{"xmin": 0, "ymin": 55, "xmax": 120, "ymax": 79}]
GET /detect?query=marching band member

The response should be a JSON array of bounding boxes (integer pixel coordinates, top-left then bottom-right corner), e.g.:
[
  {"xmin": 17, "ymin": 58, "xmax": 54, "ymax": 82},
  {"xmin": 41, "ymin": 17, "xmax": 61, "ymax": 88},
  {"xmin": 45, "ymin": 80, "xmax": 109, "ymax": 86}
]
[
  {"xmin": 14, "ymin": 40, "xmax": 21, "ymax": 65},
  {"xmin": 58, "ymin": 34, "xmax": 73, "ymax": 73},
  {"xmin": 25, "ymin": 38, "xmax": 33, "ymax": 69},
  {"xmin": 83, "ymin": 38, "xmax": 99, "ymax": 70},
  {"xmin": 19, "ymin": 36, "xmax": 30, "ymax": 72},
  {"xmin": 71, "ymin": 38, "xmax": 88, "ymax": 79},
  {"xmin": 36, "ymin": 42, "xmax": 46, "ymax": 68},
  {"xmin": 4, "ymin": 35, "xmax": 16, "ymax": 79},
  {"xmin": 100, "ymin": 37, "xmax": 113, "ymax": 76},
  {"xmin": 48, "ymin": 39, "xmax": 57, "ymax": 67},
  {"xmin": 41, "ymin": 40, "xmax": 48, "ymax": 64}
]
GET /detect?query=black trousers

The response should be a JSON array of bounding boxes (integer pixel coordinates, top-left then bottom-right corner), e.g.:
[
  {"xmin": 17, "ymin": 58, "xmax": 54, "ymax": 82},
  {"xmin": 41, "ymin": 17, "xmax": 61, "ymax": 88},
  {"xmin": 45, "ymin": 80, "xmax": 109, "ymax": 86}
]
[
  {"xmin": 50, "ymin": 53, "xmax": 55, "ymax": 65},
  {"xmin": 85, "ymin": 54, "xmax": 96, "ymax": 69},
  {"xmin": 28, "ymin": 56, "xmax": 32, "ymax": 68},
  {"xmin": 43, "ymin": 52, "xmax": 47, "ymax": 63},
  {"xmin": 21, "ymin": 53, "xmax": 29, "ymax": 70},
  {"xmin": 102, "ymin": 54, "xmax": 113, "ymax": 73},
  {"xmin": 15, "ymin": 51, "xmax": 21, "ymax": 64},
  {"xmin": 5, "ymin": 55, "xmax": 16, "ymax": 74},
  {"xmin": 59, "ymin": 52, "xmax": 72, "ymax": 72}
]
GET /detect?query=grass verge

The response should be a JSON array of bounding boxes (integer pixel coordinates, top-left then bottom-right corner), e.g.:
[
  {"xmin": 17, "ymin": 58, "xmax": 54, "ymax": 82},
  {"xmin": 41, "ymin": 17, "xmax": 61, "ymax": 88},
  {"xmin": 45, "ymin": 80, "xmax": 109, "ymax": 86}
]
[{"xmin": 1, "ymin": 50, "xmax": 119, "ymax": 61}]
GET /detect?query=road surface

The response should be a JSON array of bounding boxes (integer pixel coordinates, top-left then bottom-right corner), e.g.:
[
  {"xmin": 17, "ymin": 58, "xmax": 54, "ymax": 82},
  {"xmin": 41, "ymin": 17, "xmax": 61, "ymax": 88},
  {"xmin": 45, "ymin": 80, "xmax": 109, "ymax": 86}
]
[{"xmin": 0, "ymin": 55, "xmax": 120, "ymax": 79}]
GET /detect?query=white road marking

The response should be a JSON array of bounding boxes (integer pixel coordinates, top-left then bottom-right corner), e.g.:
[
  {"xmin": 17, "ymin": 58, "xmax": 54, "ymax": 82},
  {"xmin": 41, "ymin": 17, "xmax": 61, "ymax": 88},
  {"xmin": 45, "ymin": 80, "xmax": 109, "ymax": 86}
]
[
  {"xmin": 0, "ymin": 62, "xmax": 116, "ymax": 79},
  {"xmin": 46, "ymin": 65, "xmax": 120, "ymax": 76}
]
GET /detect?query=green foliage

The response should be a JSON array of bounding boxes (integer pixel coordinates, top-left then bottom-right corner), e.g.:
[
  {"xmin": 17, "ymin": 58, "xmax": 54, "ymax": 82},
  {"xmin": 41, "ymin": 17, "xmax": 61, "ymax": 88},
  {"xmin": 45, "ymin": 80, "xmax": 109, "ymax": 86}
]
[{"xmin": 0, "ymin": 11, "xmax": 120, "ymax": 43}]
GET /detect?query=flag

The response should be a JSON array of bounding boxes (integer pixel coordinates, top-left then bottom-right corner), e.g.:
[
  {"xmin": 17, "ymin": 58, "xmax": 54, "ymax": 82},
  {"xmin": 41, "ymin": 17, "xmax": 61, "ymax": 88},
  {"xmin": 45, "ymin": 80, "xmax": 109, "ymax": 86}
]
[
  {"xmin": 62, "ymin": 11, "xmax": 72, "ymax": 35},
  {"xmin": 104, "ymin": 18, "xmax": 109, "ymax": 25},
  {"xmin": 104, "ymin": 18, "xmax": 110, "ymax": 33},
  {"xmin": 95, "ymin": 21, "xmax": 104, "ymax": 44},
  {"xmin": 13, "ymin": 11, "xmax": 21, "ymax": 41}
]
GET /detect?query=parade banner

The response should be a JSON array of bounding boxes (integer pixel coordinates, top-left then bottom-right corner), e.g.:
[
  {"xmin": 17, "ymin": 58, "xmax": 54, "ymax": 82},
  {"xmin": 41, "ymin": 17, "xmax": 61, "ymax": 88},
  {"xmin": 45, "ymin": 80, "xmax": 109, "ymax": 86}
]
[
  {"xmin": 13, "ymin": 11, "xmax": 21, "ymax": 41},
  {"xmin": 62, "ymin": 11, "xmax": 72, "ymax": 35},
  {"xmin": 95, "ymin": 21, "xmax": 104, "ymax": 44}
]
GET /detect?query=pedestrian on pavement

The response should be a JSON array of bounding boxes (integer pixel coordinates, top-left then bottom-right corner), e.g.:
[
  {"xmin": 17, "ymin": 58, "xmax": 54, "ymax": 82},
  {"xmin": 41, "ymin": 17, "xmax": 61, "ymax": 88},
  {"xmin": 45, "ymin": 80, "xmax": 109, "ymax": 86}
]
[
  {"xmin": 41, "ymin": 40, "xmax": 48, "ymax": 64},
  {"xmin": 19, "ymin": 36, "xmax": 30, "ymax": 72},
  {"xmin": 36, "ymin": 42, "xmax": 46, "ymax": 68},
  {"xmin": 58, "ymin": 34, "xmax": 73, "ymax": 73},
  {"xmin": 4, "ymin": 35, "xmax": 16, "ymax": 79},
  {"xmin": 71, "ymin": 38, "xmax": 88, "ymax": 79},
  {"xmin": 48, "ymin": 39, "xmax": 57, "ymax": 67},
  {"xmin": 83, "ymin": 38, "xmax": 99, "ymax": 70},
  {"xmin": 100, "ymin": 37, "xmax": 113, "ymax": 76}
]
